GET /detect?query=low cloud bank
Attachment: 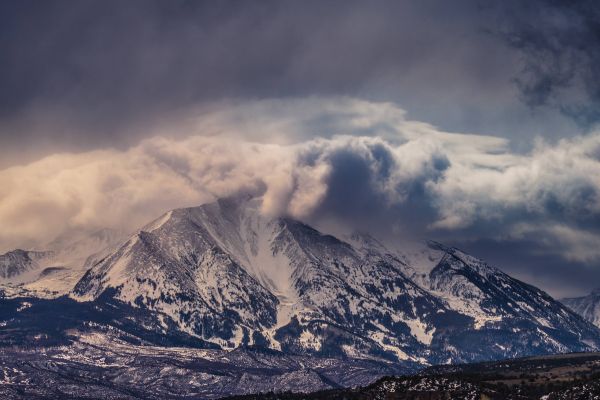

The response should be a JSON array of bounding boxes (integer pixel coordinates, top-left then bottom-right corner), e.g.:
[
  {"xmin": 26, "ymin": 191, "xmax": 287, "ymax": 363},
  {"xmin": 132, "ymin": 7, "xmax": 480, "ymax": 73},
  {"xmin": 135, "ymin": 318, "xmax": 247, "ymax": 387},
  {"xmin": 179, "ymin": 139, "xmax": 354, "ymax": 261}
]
[{"xmin": 1, "ymin": 98, "xmax": 599, "ymax": 270}]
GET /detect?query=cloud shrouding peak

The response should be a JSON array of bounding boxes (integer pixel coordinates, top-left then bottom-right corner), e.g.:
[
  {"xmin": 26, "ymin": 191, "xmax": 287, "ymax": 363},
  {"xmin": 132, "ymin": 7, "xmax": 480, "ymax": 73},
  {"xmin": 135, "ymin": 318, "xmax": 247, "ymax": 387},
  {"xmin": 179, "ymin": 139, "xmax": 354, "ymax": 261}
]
[{"xmin": 1, "ymin": 98, "xmax": 600, "ymax": 286}]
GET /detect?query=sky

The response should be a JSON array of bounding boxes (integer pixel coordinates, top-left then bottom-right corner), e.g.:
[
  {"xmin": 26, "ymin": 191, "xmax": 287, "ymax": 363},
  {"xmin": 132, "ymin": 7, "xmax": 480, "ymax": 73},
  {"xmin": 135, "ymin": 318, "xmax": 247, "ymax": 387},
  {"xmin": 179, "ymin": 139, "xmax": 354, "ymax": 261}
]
[{"xmin": 1, "ymin": 0, "xmax": 600, "ymax": 297}]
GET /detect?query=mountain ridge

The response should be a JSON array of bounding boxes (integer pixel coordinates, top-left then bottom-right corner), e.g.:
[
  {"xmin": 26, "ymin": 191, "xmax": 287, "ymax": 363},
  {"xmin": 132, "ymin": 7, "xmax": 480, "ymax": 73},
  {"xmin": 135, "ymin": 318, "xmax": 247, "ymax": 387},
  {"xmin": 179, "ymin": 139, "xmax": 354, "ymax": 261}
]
[
  {"xmin": 561, "ymin": 288, "xmax": 600, "ymax": 328},
  {"xmin": 1, "ymin": 196, "xmax": 599, "ymax": 371}
]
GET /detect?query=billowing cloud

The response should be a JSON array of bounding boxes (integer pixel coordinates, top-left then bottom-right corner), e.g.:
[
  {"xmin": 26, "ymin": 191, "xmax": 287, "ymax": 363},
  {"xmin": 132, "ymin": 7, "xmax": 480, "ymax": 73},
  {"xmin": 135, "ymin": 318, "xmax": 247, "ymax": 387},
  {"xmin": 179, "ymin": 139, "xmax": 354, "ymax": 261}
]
[
  {"xmin": 2, "ymin": 98, "xmax": 600, "ymax": 284},
  {"xmin": 430, "ymin": 132, "xmax": 600, "ymax": 271}
]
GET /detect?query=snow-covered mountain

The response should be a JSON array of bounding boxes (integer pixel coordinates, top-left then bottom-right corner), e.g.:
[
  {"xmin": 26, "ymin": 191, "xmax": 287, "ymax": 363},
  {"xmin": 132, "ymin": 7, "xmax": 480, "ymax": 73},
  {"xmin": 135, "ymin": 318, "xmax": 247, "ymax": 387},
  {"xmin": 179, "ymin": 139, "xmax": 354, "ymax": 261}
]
[
  {"xmin": 0, "ymin": 249, "xmax": 55, "ymax": 283},
  {"xmin": 561, "ymin": 289, "xmax": 600, "ymax": 328},
  {"xmin": 62, "ymin": 196, "xmax": 600, "ymax": 365},
  {"xmin": 0, "ymin": 228, "xmax": 125, "ymax": 297},
  {"xmin": 0, "ymin": 195, "xmax": 598, "ymax": 376}
]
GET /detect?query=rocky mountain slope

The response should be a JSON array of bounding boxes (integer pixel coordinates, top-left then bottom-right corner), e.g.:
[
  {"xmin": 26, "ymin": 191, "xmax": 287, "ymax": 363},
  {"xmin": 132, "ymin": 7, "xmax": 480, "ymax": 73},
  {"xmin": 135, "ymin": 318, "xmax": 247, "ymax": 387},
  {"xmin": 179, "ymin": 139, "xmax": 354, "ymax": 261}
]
[
  {"xmin": 0, "ymin": 330, "xmax": 407, "ymax": 399},
  {"xmin": 561, "ymin": 288, "xmax": 600, "ymax": 328},
  {"xmin": 1, "ymin": 301, "xmax": 598, "ymax": 399}
]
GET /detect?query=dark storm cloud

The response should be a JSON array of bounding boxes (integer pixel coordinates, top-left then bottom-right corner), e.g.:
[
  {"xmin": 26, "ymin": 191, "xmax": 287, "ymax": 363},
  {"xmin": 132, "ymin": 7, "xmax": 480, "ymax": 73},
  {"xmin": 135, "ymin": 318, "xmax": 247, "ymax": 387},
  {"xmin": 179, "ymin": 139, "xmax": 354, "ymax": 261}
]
[
  {"xmin": 1, "ymin": 0, "xmax": 573, "ymax": 165},
  {"xmin": 497, "ymin": 0, "xmax": 600, "ymax": 128},
  {"xmin": 303, "ymin": 138, "xmax": 448, "ymax": 239}
]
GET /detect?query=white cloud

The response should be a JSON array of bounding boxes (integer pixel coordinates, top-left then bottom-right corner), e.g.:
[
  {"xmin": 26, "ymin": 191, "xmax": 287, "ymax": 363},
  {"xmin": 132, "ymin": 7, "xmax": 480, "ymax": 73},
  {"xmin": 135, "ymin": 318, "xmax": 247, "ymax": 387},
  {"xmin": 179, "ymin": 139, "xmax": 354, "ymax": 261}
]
[{"xmin": 2, "ymin": 97, "xmax": 600, "ymax": 266}]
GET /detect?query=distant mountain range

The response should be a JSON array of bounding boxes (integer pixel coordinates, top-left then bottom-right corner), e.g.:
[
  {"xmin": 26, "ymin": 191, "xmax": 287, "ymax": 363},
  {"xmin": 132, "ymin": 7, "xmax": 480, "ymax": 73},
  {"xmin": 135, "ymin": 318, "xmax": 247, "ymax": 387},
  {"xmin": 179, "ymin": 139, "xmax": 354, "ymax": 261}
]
[
  {"xmin": 1, "ymin": 196, "xmax": 599, "ymax": 396},
  {"xmin": 0, "ymin": 227, "xmax": 125, "ymax": 297},
  {"xmin": 561, "ymin": 288, "xmax": 600, "ymax": 328}
]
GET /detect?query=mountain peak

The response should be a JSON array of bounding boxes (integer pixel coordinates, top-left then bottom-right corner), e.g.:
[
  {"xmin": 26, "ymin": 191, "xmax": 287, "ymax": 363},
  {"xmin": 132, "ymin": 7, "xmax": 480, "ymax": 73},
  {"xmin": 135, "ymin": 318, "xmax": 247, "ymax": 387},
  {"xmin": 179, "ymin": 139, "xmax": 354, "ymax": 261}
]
[
  {"xmin": 65, "ymin": 198, "xmax": 600, "ymax": 363},
  {"xmin": 3, "ymin": 197, "xmax": 598, "ymax": 366}
]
